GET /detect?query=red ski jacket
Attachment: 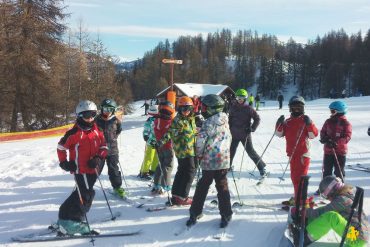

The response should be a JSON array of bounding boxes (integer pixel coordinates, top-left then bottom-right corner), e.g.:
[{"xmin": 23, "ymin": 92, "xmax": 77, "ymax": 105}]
[
  {"xmin": 276, "ymin": 115, "xmax": 318, "ymax": 158},
  {"xmin": 154, "ymin": 117, "xmax": 173, "ymax": 151},
  {"xmin": 57, "ymin": 123, "xmax": 108, "ymax": 174},
  {"xmin": 320, "ymin": 115, "xmax": 352, "ymax": 156}
]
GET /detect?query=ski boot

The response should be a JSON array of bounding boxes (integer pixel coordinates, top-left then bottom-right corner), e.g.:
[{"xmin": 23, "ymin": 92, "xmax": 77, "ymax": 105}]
[
  {"xmin": 171, "ymin": 195, "xmax": 192, "ymax": 206},
  {"xmin": 220, "ymin": 215, "xmax": 232, "ymax": 228},
  {"xmin": 114, "ymin": 187, "xmax": 126, "ymax": 199},
  {"xmin": 186, "ymin": 213, "xmax": 203, "ymax": 227}
]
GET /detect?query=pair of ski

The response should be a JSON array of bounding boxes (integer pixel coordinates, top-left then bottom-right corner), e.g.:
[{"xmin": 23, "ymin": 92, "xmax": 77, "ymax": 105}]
[
  {"xmin": 347, "ymin": 163, "xmax": 370, "ymax": 173},
  {"xmin": 249, "ymin": 171, "xmax": 270, "ymax": 185},
  {"xmin": 11, "ymin": 212, "xmax": 141, "ymax": 243}
]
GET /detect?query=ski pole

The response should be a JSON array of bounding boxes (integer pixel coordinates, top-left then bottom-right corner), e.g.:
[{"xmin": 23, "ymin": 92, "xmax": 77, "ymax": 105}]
[
  {"xmin": 73, "ymin": 174, "xmax": 95, "ymax": 245},
  {"xmin": 230, "ymin": 168, "xmax": 243, "ymax": 207},
  {"xmin": 118, "ymin": 161, "xmax": 129, "ymax": 192},
  {"xmin": 279, "ymin": 123, "xmax": 306, "ymax": 183},
  {"xmin": 237, "ymin": 138, "xmax": 249, "ymax": 179},
  {"xmin": 339, "ymin": 187, "xmax": 364, "ymax": 247},
  {"xmin": 298, "ymin": 176, "xmax": 310, "ymax": 247},
  {"xmin": 94, "ymin": 168, "xmax": 116, "ymax": 221},
  {"xmin": 248, "ymin": 123, "xmax": 281, "ymax": 178},
  {"xmin": 332, "ymin": 148, "xmax": 345, "ymax": 182}
]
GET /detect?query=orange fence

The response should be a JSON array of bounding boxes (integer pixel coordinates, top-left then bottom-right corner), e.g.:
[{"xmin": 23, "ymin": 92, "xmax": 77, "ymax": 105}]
[{"xmin": 0, "ymin": 124, "xmax": 73, "ymax": 142}]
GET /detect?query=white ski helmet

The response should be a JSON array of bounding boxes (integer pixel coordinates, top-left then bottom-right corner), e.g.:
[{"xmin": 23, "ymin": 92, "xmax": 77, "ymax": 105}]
[
  {"xmin": 75, "ymin": 100, "xmax": 97, "ymax": 116},
  {"xmin": 148, "ymin": 105, "xmax": 159, "ymax": 115}
]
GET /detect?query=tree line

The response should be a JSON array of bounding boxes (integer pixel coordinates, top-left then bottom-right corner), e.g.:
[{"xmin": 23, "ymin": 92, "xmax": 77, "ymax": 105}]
[
  {"xmin": 128, "ymin": 29, "xmax": 370, "ymax": 101},
  {"xmin": 1, "ymin": 1, "xmax": 370, "ymax": 132}
]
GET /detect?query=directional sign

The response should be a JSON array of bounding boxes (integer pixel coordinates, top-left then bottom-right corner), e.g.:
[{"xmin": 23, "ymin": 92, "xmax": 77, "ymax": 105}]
[{"xmin": 162, "ymin": 59, "xmax": 183, "ymax": 64}]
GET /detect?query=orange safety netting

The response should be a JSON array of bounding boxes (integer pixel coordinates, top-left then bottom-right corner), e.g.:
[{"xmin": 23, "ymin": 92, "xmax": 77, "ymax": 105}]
[{"xmin": 0, "ymin": 124, "xmax": 74, "ymax": 142}]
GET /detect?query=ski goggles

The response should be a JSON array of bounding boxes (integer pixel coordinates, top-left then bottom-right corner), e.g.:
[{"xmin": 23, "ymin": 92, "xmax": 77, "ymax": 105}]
[
  {"xmin": 290, "ymin": 105, "xmax": 304, "ymax": 112},
  {"xmin": 79, "ymin": 110, "xmax": 97, "ymax": 119},
  {"xmin": 102, "ymin": 106, "xmax": 115, "ymax": 113},
  {"xmin": 179, "ymin": 105, "xmax": 193, "ymax": 112},
  {"xmin": 330, "ymin": 109, "xmax": 337, "ymax": 115},
  {"xmin": 236, "ymin": 96, "xmax": 246, "ymax": 101}
]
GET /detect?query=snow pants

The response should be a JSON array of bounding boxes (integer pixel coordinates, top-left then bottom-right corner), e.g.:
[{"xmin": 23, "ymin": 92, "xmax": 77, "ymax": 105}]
[
  {"xmin": 153, "ymin": 149, "xmax": 174, "ymax": 188},
  {"xmin": 230, "ymin": 135, "xmax": 266, "ymax": 175},
  {"xmin": 290, "ymin": 155, "xmax": 310, "ymax": 201},
  {"xmin": 171, "ymin": 157, "xmax": 197, "ymax": 198},
  {"xmin": 103, "ymin": 154, "xmax": 122, "ymax": 189},
  {"xmin": 323, "ymin": 153, "xmax": 346, "ymax": 181},
  {"xmin": 59, "ymin": 173, "xmax": 97, "ymax": 222},
  {"xmin": 189, "ymin": 169, "xmax": 232, "ymax": 219},
  {"xmin": 306, "ymin": 211, "xmax": 367, "ymax": 247},
  {"xmin": 140, "ymin": 144, "xmax": 158, "ymax": 174}
]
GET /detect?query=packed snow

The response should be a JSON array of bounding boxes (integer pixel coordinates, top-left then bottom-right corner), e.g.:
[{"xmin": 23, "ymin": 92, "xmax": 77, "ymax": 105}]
[{"xmin": 1, "ymin": 96, "xmax": 370, "ymax": 247}]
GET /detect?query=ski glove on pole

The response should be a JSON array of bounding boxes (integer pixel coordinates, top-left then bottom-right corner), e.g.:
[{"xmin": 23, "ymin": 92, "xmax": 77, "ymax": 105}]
[
  {"xmin": 88, "ymin": 156, "xmax": 103, "ymax": 169},
  {"xmin": 59, "ymin": 160, "xmax": 77, "ymax": 172},
  {"xmin": 320, "ymin": 137, "xmax": 337, "ymax": 148},
  {"xmin": 143, "ymin": 135, "xmax": 149, "ymax": 142},
  {"xmin": 303, "ymin": 115, "xmax": 312, "ymax": 125},
  {"xmin": 245, "ymin": 127, "xmax": 255, "ymax": 134},
  {"xmin": 276, "ymin": 115, "xmax": 285, "ymax": 125}
]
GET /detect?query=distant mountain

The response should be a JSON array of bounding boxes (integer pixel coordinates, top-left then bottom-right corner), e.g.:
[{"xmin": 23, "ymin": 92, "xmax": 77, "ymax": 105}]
[{"xmin": 115, "ymin": 60, "xmax": 137, "ymax": 72}]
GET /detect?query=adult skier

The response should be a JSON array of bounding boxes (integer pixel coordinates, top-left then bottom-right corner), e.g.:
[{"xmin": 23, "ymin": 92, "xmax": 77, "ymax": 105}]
[
  {"xmin": 96, "ymin": 98, "xmax": 125, "ymax": 198},
  {"xmin": 57, "ymin": 100, "xmax": 108, "ymax": 235},
  {"xmin": 229, "ymin": 88, "xmax": 268, "ymax": 178},
  {"xmin": 187, "ymin": 94, "xmax": 233, "ymax": 228},
  {"xmin": 319, "ymin": 101, "xmax": 351, "ymax": 182},
  {"xmin": 275, "ymin": 96, "xmax": 318, "ymax": 208}
]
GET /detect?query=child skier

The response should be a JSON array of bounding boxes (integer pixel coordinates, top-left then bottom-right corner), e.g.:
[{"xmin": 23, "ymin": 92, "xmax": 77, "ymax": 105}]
[
  {"xmin": 275, "ymin": 96, "xmax": 318, "ymax": 208},
  {"xmin": 187, "ymin": 94, "xmax": 233, "ymax": 228},
  {"xmin": 57, "ymin": 100, "xmax": 108, "ymax": 235},
  {"xmin": 319, "ymin": 101, "xmax": 352, "ymax": 182},
  {"xmin": 292, "ymin": 176, "xmax": 369, "ymax": 246},
  {"xmin": 150, "ymin": 101, "xmax": 175, "ymax": 195},
  {"xmin": 138, "ymin": 104, "xmax": 159, "ymax": 180},
  {"xmin": 96, "ymin": 98, "xmax": 125, "ymax": 198},
  {"xmin": 157, "ymin": 96, "xmax": 197, "ymax": 205}
]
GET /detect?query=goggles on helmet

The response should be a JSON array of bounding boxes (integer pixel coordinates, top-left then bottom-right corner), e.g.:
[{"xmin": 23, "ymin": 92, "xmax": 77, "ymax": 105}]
[
  {"xmin": 79, "ymin": 110, "xmax": 97, "ymax": 119},
  {"xmin": 180, "ymin": 105, "xmax": 193, "ymax": 112},
  {"xmin": 102, "ymin": 106, "xmax": 115, "ymax": 113},
  {"xmin": 330, "ymin": 109, "xmax": 337, "ymax": 116}
]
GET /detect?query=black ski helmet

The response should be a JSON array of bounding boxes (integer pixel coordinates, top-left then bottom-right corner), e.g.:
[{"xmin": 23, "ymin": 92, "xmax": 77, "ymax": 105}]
[
  {"xmin": 100, "ymin": 98, "xmax": 117, "ymax": 114},
  {"xmin": 201, "ymin": 94, "xmax": 225, "ymax": 118},
  {"xmin": 289, "ymin": 95, "xmax": 305, "ymax": 116},
  {"xmin": 319, "ymin": 176, "xmax": 344, "ymax": 199}
]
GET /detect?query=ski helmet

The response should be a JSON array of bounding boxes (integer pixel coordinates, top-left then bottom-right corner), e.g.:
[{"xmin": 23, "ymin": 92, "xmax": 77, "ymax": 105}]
[
  {"xmin": 100, "ymin": 98, "xmax": 117, "ymax": 114},
  {"xmin": 76, "ymin": 100, "xmax": 97, "ymax": 117},
  {"xmin": 329, "ymin": 101, "xmax": 347, "ymax": 114},
  {"xmin": 288, "ymin": 96, "xmax": 305, "ymax": 106},
  {"xmin": 201, "ymin": 94, "xmax": 225, "ymax": 118},
  {"xmin": 148, "ymin": 105, "xmax": 159, "ymax": 116},
  {"xmin": 178, "ymin": 96, "xmax": 193, "ymax": 106},
  {"xmin": 159, "ymin": 101, "xmax": 175, "ymax": 119},
  {"xmin": 235, "ymin": 89, "xmax": 248, "ymax": 99},
  {"xmin": 319, "ymin": 176, "xmax": 344, "ymax": 199}
]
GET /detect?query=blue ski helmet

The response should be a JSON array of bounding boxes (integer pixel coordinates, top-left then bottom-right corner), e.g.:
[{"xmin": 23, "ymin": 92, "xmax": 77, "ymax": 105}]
[{"xmin": 329, "ymin": 101, "xmax": 347, "ymax": 114}]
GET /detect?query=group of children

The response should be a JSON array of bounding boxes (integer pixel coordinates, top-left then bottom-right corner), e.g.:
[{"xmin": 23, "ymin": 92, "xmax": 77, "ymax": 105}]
[{"xmin": 56, "ymin": 94, "xmax": 369, "ymax": 246}]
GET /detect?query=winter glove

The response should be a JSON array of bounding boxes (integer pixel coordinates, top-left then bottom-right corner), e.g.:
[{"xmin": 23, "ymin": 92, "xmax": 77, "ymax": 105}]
[
  {"xmin": 143, "ymin": 135, "xmax": 149, "ymax": 142},
  {"xmin": 59, "ymin": 160, "xmax": 77, "ymax": 172},
  {"xmin": 305, "ymin": 196, "xmax": 316, "ymax": 209},
  {"xmin": 303, "ymin": 115, "xmax": 312, "ymax": 125},
  {"xmin": 245, "ymin": 127, "xmax": 251, "ymax": 134},
  {"xmin": 319, "ymin": 136, "xmax": 329, "ymax": 144},
  {"xmin": 149, "ymin": 139, "xmax": 159, "ymax": 149},
  {"xmin": 326, "ymin": 139, "xmax": 337, "ymax": 148},
  {"xmin": 88, "ymin": 155, "xmax": 103, "ymax": 169},
  {"xmin": 368, "ymin": 127, "xmax": 370, "ymax": 136},
  {"xmin": 276, "ymin": 115, "xmax": 285, "ymax": 126}
]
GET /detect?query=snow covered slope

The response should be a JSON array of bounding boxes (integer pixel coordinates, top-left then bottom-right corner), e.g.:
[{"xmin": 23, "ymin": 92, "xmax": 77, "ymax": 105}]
[{"xmin": 0, "ymin": 97, "xmax": 369, "ymax": 246}]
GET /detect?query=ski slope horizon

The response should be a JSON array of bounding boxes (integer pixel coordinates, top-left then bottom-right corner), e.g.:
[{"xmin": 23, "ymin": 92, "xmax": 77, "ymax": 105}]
[{"xmin": 0, "ymin": 96, "xmax": 370, "ymax": 246}]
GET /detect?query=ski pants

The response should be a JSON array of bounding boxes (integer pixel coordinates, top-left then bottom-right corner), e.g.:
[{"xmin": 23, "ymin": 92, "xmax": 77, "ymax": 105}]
[
  {"xmin": 323, "ymin": 153, "xmax": 346, "ymax": 181},
  {"xmin": 290, "ymin": 154, "xmax": 310, "ymax": 201},
  {"xmin": 230, "ymin": 135, "xmax": 266, "ymax": 175},
  {"xmin": 140, "ymin": 144, "xmax": 159, "ymax": 174},
  {"xmin": 306, "ymin": 211, "xmax": 367, "ymax": 247},
  {"xmin": 189, "ymin": 169, "xmax": 232, "ymax": 219},
  {"xmin": 59, "ymin": 173, "xmax": 97, "ymax": 222},
  {"xmin": 153, "ymin": 149, "xmax": 174, "ymax": 188},
  {"xmin": 171, "ymin": 156, "xmax": 197, "ymax": 198},
  {"xmin": 103, "ymin": 154, "xmax": 122, "ymax": 189}
]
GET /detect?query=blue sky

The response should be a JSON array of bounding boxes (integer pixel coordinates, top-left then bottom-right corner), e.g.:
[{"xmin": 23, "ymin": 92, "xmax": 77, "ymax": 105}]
[{"xmin": 64, "ymin": 0, "xmax": 370, "ymax": 62}]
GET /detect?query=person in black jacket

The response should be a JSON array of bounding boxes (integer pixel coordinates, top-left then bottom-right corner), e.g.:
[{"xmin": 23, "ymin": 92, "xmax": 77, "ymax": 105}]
[
  {"xmin": 229, "ymin": 89, "xmax": 268, "ymax": 178},
  {"xmin": 96, "ymin": 98, "xmax": 125, "ymax": 198},
  {"xmin": 277, "ymin": 93, "xmax": 284, "ymax": 109}
]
